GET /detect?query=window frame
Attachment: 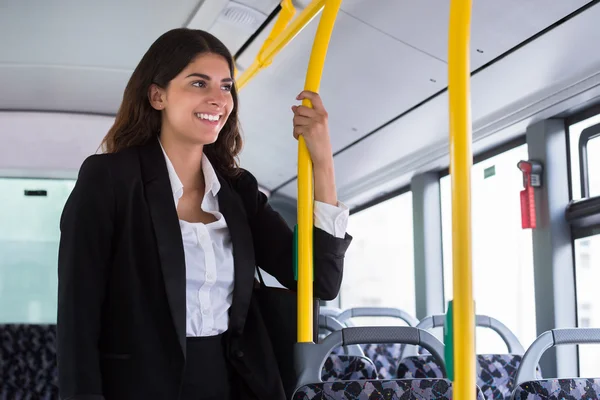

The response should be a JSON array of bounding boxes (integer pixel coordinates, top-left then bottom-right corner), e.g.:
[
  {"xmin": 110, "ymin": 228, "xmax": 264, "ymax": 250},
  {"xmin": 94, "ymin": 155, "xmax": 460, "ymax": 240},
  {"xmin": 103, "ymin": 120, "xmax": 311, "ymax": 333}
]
[
  {"xmin": 565, "ymin": 107, "xmax": 600, "ymax": 377},
  {"xmin": 578, "ymin": 123, "xmax": 600, "ymax": 199}
]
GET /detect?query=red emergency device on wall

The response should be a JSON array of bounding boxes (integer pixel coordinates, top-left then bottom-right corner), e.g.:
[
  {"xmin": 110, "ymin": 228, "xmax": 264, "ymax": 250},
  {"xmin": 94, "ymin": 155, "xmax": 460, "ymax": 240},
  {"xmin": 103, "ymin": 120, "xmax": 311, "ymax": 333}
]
[{"xmin": 517, "ymin": 160, "xmax": 543, "ymax": 229}]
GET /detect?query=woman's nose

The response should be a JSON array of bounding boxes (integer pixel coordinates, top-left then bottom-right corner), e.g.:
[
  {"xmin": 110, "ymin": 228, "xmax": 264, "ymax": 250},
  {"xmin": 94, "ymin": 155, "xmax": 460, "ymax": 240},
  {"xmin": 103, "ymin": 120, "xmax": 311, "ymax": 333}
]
[{"xmin": 208, "ymin": 88, "xmax": 227, "ymax": 107}]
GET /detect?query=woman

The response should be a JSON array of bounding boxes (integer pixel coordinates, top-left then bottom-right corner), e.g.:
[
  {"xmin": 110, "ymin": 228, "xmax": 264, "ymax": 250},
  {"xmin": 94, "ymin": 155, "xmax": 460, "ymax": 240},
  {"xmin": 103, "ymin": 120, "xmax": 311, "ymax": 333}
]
[{"xmin": 57, "ymin": 28, "xmax": 351, "ymax": 400}]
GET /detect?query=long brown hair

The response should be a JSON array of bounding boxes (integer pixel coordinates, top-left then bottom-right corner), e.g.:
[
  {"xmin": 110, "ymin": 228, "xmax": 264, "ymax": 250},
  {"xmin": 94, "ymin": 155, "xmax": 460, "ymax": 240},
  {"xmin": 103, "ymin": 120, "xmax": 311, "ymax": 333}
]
[{"xmin": 101, "ymin": 28, "xmax": 242, "ymax": 177}]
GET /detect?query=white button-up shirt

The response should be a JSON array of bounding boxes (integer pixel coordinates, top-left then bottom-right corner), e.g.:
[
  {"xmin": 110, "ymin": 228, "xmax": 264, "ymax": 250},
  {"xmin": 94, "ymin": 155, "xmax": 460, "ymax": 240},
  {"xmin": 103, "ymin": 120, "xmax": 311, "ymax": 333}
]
[{"xmin": 159, "ymin": 141, "xmax": 349, "ymax": 337}]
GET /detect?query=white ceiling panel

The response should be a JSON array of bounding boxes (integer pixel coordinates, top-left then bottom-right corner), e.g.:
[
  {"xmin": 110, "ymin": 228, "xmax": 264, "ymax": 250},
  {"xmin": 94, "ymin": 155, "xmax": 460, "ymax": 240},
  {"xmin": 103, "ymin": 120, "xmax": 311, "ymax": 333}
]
[
  {"xmin": 0, "ymin": 112, "xmax": 114, "ymax": 174},
  {"xmin": 0, "ymin": 65, "xmax": 130, "ymax": 114},
  {"xmin": 340, "ymin": 0, "xmax": 590, "ymax": 70},
  {"xmin": 237, "ymin": 10, "xmax": 446, "ymax": 188},
  {"xmin": 0, "ymin": 0, "xmax": 202, "ymax": 69}
]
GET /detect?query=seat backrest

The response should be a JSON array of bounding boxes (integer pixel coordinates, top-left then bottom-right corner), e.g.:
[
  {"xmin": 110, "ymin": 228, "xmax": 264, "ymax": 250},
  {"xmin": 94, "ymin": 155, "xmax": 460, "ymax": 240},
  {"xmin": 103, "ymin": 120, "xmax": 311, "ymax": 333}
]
[
  {"xmin": 512, "ymin": 328, "xmax": 600, "ymax": 400},
  {"xmin": 321, "ymin": 354, "xmax": 378, "ymax": 382},
  {"xmin": 292, "ymin": 378, "xmax": 485, "ymax": 400},
  {"xmin": 513, "ymin": 378, "xmax": 600, "ymax": 399},
  {"xmin": 318, "ymin": 314, "xmax": 364, "ymax": 357},
  {"xmin": 293, "ymin": 326, "xmax": 483, "ymax": 399},
  {"xmin": 402, "ymin": 314, "xmax": 525, "ymax": 358},
  {"xmin": 362, "ymin": 342, "xmax": 403, "ymax": 379},
  {"xmin": 397, "ymin": 353, "xmax": 542, "ymax": 399},
  {"xmin": 0, "ymin": 324, "xmax": 58, "ymax": 399},
  {"xmin": 336, "ymin": 307, "xmax": 419, "ymax": 379},
  {"xmin": 398, "ymin": 315, "xmax": 527, "ymax": 400},
  {"xmin": 397, "ymin": 354, "xmax": 445, "ymax": 379}
]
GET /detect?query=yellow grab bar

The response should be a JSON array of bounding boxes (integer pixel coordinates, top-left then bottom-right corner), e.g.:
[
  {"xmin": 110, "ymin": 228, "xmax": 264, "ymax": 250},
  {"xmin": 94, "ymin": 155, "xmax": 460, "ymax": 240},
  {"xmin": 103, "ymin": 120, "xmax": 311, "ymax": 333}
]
[
  {"xmin": 448, "ymin": 0, "xmax": 475, "ymax": 399},
  {"xmin": 255, "ymin": 0, "xmax": 296, "ymax": 68},
  {"xmin": 297, "ymin": 0, "xmax": 342, "ymax": 343},
  {"xmin": 236, "ymin": 0, "xmax": 326, "ymax": 90}
]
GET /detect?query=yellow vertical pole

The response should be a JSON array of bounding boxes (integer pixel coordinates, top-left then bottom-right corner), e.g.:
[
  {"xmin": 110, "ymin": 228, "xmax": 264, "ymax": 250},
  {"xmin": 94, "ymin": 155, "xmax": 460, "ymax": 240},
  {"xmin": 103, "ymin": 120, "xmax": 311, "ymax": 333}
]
[
  {"xmin": 448, "ymin": 0, "xmax": 475, "ymax": 399},
  {"xmin": 297, "ymin": 0, "xmax": 342, "ymax": 343}
]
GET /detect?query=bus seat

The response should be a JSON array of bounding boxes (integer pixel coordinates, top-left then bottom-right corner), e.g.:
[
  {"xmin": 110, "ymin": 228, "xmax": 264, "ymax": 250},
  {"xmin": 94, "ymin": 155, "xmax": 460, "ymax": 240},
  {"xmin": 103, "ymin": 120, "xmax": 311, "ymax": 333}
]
[
  {"xmin": 398, "ymin": 314, "xmax": 529, "ymax": 400},
  {"xmin": 396, "ymin": 354, "xmax": 444, "ymax": 379},
  {"xmin": 335, "ymin": 307, "xmax": 419, "ymax": 379},
  {"xmin": 512, "ymin": 328, "xmax": 600, "ymax": 399},
  {"xmin": 0, "ymin": 324, "xmax": 58, "ymax": 399},
  {"xmin": 318, "ymin": 314, "xmax": 364, "ymax": 356},
  {"xmin": 293, "ymin": 326, "xmax": 485, "ymax": 399},
  {"xmin": 321, "ymin": 354, "xmax": 378, "ymax": 382},
  {"xmin": 318, "ymin": 315, "xmax": 377, "ymax": 381},
  {"xmin": 362, "ymin": 342, "xmax": 403, "ymax": 379}
]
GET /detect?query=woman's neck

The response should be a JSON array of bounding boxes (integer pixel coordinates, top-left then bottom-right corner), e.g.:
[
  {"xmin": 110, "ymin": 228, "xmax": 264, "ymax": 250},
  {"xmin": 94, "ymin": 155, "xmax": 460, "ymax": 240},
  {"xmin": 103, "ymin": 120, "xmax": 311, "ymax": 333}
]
[{"xmin": 160, "ymin": 133, "xmax": 205, "ymax": 191}]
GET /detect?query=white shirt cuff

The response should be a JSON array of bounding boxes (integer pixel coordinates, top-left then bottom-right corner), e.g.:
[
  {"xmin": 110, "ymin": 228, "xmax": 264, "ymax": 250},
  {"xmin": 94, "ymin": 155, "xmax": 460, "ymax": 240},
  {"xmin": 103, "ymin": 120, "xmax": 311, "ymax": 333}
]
[{"xmin": 314, "ymin": 200, "xmax": 349, "ymax": 239}]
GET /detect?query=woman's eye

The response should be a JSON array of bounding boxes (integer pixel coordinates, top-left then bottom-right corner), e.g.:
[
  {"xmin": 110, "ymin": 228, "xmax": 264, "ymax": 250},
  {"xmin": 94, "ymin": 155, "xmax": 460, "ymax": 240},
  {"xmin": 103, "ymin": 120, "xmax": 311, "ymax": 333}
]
[
  {"xmin": 192, "ymin": 81, "xmax": 206, "ymax": 88},
  {"xmin": 222, "ymin": 85, "xmax": 232, "ymax": 92}
]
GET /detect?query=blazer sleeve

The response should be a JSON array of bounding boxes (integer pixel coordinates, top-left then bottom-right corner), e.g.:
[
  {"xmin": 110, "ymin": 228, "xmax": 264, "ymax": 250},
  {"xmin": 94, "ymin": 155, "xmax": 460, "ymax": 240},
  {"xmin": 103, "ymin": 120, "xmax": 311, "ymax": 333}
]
[
  {"xmin": 57, "ymin": 155, "xmax": 115, "ymax": 400},
  {"xmin": 234, "ymin": 169, "xmax": 352, "ymax": 300}
]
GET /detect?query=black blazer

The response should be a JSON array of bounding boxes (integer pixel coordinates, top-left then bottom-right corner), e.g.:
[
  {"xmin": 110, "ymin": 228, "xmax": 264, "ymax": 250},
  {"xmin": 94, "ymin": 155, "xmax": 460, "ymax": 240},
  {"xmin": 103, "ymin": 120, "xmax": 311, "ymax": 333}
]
[{"xmin": 57, "ymin": 136, "xmax": 352, "ymax": 400}]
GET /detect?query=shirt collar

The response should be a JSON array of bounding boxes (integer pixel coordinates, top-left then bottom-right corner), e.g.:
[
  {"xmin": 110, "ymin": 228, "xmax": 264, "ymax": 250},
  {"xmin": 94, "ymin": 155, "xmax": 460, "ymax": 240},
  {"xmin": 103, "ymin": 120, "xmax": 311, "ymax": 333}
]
[{"xmin": 158, "ymin": 139, "xmax": 221, "ymax": 202}]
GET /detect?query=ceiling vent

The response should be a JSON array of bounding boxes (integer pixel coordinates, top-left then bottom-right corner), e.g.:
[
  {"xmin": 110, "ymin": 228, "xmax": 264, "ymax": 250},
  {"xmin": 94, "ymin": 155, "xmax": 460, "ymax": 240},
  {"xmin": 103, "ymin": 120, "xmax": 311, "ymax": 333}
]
[
  {"xmin": 220, "ymin": 3, "xmax": 266, "ymax": 30},
  {"xmin": 206, "ymin": 1, "xmax": 268, "ymax": 54}
]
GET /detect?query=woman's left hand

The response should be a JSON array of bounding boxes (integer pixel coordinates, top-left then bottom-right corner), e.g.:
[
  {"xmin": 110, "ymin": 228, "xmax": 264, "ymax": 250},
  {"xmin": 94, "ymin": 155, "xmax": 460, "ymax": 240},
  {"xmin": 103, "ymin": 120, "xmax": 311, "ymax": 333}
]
[{"xmin": 292, "ymin": 91, "xmax": 334, "ymax": 169}]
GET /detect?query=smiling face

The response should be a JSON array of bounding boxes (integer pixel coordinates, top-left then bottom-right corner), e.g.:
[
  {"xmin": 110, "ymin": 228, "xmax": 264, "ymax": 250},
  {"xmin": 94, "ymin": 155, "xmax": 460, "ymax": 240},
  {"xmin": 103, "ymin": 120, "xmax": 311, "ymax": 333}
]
[{"xmin": 149, "ymin": 52, "xmax": 235, "ymax": 147}]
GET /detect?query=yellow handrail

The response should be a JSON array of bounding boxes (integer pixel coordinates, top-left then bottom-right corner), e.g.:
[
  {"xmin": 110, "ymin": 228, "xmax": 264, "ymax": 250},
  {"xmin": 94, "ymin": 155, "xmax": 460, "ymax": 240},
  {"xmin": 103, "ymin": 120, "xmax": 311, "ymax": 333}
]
[
  {"xmin": 236, "ymin": 0, "xmax": 326, "ymax": 90},
  {"xmin": 448, "ymin": 0, "xmax": 475, "ymax": 399},
  {"xmin": 297, "ymin": 0, "xmax": 342, "ymax": 343},
  {"xmin": 255, "ymin": 0, "xmax": 296, "ymax": 66}
]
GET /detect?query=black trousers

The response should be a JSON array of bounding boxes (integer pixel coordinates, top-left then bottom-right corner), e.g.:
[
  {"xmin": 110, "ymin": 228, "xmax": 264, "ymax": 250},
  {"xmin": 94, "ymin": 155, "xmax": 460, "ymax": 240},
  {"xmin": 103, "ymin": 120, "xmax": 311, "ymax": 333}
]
[{"xmin": 180, "ymin": 334, "xmax": 236, "ymax": 400}]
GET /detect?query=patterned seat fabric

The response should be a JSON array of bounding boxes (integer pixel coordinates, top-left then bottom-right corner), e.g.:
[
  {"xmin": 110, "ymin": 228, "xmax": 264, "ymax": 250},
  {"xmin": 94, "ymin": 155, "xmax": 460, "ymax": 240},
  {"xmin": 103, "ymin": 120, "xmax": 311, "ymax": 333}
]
[
  {"xmin": 477, "ymin": 354, "xmax": 523, "ymax": 400},
  {"xmin": 293, "ymin": 378, "xmax": 486, "ymax": 399},
  {"xmin": 512, "ymin": 378, "xmax": 600, "ymax": 399},
  {"xmin": 321, "ymin": 355, "xmax": 378, "ymax": 382},
  {"xmin": 397, "ymin": 354, "xmax": 543, "ymax": 400},
  {"xmin": 0, "ymin": 324, "xmax": 58, "ymax": 399},
  {"xmin": 397, "ymin": 355, "xmax": 444, "ymax": 379},
  {"xmin": 362, "ymin": 343, "xmax": 402, "ymax": 379}
]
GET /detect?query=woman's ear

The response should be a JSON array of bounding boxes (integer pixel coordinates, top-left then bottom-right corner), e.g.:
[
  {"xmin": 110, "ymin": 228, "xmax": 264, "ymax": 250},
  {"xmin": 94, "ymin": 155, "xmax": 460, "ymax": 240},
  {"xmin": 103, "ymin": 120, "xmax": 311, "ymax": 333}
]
[{"xmin": 148, "ymin": 84, "xmax": 165, "ymax": 111}]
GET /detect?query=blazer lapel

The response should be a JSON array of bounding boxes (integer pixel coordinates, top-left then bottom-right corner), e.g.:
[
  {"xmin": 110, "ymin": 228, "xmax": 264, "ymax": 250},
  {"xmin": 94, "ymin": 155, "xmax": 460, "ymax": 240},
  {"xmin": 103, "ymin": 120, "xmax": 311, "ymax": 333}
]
[
  {"xmin": 138, "ymin": 137, "xmax": 187, "ymax": 357},
  {"xmin": 215, "ymin": 171, "xmax": 256, "ymax": 336}
]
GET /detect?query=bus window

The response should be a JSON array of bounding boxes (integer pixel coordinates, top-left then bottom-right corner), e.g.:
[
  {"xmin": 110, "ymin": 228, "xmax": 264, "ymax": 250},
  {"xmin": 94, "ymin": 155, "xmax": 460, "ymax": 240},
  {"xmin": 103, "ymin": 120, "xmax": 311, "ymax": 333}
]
[
  {"xmin": 568, "ymin": 114, "xmax": 600, "ymax": 200},
  {"xmin": 569, "ymin": 113, "xmax": 600, "ymax": 376},
  {"xmin": 586, "ymin": 137, "xmax": 600, "ymax": 197},
  {"xmin": 574, "ymin": 235, "xmax": 600, "ymax": 376},
  {"xmin": 0, "ymin": 178, "xmax": 75, "ymax": 323},
  {"xmin": 441, "ymin": 144, "xmax": 537, "ymax": 353},
  {"xmin": 339, "ymin": 191, "xmax": 415, "ymax": 325}
]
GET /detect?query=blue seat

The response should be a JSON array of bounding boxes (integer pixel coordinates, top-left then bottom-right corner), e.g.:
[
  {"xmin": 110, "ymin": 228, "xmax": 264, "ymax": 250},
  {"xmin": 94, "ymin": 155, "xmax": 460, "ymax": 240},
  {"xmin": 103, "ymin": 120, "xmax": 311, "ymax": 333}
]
[
  {"xmin": 0, "ymin": 324, "xmax": 58, "ymax": 399},
  {"xmin": 512, "ymin": 328, "xmax": 600, "ymax": 399}
]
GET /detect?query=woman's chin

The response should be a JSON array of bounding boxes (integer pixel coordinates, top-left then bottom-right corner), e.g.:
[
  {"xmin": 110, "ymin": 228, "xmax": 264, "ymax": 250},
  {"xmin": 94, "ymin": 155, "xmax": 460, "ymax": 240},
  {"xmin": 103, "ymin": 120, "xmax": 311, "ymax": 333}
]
[{"xmin": 187, "ymin": 130, "xmax": 219, "ymax": 146}]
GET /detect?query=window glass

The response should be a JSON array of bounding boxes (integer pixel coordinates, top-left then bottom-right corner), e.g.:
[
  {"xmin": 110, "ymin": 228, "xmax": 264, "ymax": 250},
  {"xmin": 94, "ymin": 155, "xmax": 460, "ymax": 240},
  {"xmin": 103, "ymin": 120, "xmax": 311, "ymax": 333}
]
[
  {"xmin": 0, "ymin": 178, "xmax": 75, "ymax": 323},
  {"xmin": 573, "ymin": 235, "xmax": 600, "ymax": 376},
  {"xmin": 440, "ymin": 144, "xmax": 537, "ymax": 353},
  {"xmin": 339, "ymin": 192, "xmax": 415, "ymax": 326},
  {"xmin": 586, "ymin": 137, "xmax": 600, "ymax": 198},
  {"xmin": 568, "ymin": 114, "xmax": 600, "ymax": 200}
]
